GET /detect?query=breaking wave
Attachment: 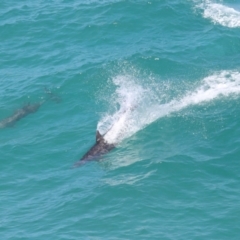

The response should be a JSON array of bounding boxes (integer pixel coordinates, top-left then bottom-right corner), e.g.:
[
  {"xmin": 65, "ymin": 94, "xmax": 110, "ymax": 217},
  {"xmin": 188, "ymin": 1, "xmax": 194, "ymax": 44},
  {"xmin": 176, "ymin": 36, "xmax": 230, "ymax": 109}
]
[{"xmin": 196, "ymin": 0, "xmax": 240, "ymax": 28}]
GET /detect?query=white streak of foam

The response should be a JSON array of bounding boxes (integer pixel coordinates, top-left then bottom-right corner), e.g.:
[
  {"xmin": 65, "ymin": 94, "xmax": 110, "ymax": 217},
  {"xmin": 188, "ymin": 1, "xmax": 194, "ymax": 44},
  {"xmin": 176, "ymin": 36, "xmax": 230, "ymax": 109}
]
[
  {"xmin": 178, "ymin": 71, "xmax": 240, "ymax": 107},
  {"xmin": 156, "ymin": 71, "xmax": 240, "ymax": 119},
  {"xmin": 198, "ymin": 1, "xmax": 240, "ymax": 28}
]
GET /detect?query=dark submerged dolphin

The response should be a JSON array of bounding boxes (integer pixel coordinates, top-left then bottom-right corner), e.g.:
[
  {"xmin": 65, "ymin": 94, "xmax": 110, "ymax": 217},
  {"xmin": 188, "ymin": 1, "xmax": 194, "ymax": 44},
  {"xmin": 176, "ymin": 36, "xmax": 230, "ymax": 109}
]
[
  {"xmin": 74, "ymin": 130, "xmax": 115, "ymax": 167},
  {"xmin": 0, "ymin": 88, "xmax": 60, "ymax": 129},
  {"xmin": 0, "ymin": 102, "xmax": 44, "ymax": 128}
]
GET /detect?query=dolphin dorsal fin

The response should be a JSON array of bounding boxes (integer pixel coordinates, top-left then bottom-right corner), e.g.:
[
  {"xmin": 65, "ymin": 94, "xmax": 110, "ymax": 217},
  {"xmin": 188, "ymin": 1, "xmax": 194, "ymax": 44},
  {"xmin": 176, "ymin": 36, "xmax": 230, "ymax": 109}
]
[{"xmin": 96, "ymin": 130, "xmax": 104, "ymax": 143}]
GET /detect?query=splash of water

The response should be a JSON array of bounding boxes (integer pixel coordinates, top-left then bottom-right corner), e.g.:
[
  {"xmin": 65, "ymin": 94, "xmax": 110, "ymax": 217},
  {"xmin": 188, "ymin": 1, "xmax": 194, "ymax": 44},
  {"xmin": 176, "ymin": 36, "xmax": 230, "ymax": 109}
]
[
  {"xmin": 97, "ymin": 75, "xmax": 147, "ymax": 144},
  {"xmin": 98, "ymin": 71, "xmax": 240, "ymax": 144}
]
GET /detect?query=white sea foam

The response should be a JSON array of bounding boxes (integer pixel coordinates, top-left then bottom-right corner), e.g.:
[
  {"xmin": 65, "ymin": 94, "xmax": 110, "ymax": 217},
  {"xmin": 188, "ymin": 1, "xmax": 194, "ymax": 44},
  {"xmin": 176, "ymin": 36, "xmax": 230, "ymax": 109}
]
[
  {"xmin": 197, "ymin": 1, "xmax": 240, "ymax": 28},
  {"xmin": 98, "ymin": 71, "xmax": 240, "ymax": 144}
]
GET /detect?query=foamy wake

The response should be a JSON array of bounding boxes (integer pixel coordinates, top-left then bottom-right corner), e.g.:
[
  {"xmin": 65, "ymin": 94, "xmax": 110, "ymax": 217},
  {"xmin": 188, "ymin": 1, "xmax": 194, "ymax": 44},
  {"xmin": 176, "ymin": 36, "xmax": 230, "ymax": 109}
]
[
  {"xmin": 196, "ymin": 1, "xmax": 240, "ymax": 28},
  {"xmin": 98, "ymin": 71, "xmax": 240, "ymax": 144}
]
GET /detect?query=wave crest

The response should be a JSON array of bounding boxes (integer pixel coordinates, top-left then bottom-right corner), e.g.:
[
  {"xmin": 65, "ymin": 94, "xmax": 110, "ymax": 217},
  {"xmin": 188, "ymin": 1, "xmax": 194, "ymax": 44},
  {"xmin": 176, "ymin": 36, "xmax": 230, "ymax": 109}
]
[{"xmin": 197, "ymin": 1, "xmax": 240, "ymax": 28}]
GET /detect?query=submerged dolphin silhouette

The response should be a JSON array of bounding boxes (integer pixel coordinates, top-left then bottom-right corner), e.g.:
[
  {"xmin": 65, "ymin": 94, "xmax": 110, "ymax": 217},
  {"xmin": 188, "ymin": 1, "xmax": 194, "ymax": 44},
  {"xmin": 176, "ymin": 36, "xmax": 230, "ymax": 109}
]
[
  {"xmin": 0, "ymin": 102, "xmax": 44, "ymax": 128},
  {"xmin": 0, "ymin": 88, "xmax": 60, "ymax": 129},
  {"xmin": 74, "ymin": 130, "xmax": 115, "ymax": 167}
]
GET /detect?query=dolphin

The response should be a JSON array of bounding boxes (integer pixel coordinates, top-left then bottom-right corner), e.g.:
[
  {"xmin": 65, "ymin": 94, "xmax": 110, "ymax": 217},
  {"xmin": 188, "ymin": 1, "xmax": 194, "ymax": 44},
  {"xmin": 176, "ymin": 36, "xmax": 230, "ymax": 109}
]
[
  {"xmin": 74, "ymin": 105, "xmax": 136, "ymax": 167},
  {"xmin": 0, "ymin": 88, "xmax": 60, "ymax": 129},
  {"xmin": 74, "ymin": 130, "xmax": 115, "ymax": 167},
  {"xmin": 0, "ymin": 102, "xmax": 44, "ymax": 128}
]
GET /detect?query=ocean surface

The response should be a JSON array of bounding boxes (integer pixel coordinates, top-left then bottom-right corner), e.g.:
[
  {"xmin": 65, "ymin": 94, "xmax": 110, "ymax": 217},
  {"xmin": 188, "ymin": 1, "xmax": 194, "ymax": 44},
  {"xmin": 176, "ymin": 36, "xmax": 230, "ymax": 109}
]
[{"xmin": 1, "ymin": 0, "xmax": 240, "ymax": 239}]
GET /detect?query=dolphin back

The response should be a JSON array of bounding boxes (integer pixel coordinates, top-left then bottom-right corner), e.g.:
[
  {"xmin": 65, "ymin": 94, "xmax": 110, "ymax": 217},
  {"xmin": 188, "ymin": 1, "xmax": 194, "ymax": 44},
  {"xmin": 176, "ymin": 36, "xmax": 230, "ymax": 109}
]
[{"xmin": 73, "ymin": 130, "xmax": 115, "ymax": 167}]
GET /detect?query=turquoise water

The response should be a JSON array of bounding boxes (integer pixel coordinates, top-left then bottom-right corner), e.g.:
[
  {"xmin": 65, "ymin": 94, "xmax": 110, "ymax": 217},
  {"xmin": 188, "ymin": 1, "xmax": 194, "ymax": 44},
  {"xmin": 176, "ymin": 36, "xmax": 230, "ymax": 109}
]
[{"xmin": 1, "ymin": 0, "xmax": 240, "ymax": 239}]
